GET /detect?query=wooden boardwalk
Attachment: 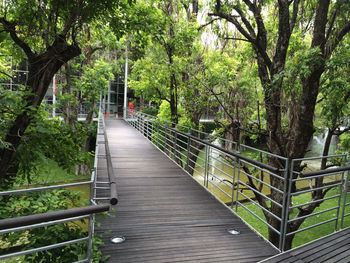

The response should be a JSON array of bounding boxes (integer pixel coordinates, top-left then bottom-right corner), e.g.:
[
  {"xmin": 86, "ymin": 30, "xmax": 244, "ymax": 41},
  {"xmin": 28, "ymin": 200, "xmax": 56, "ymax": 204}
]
[
  {"xmin": 95, "ymin": 119, "xmax": 278, "ymax": 262},
  {"xmin": 260, "ymin": 228, "xmax": 350, "ymax": 263}
]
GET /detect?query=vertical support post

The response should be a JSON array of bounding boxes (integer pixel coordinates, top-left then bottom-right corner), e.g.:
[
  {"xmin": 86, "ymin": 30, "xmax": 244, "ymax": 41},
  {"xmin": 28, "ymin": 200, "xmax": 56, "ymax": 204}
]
[
  {"xmin": 123, "ymin": 41, "xmax": 128, "ymax": 119},
  {"xmin": 281, "ymin": 159, "xmax": 294, "ymax": 252},
  {"xmin": 280, "ymin": 158, "xmax": 290, "ymax": 252},
  {"xmin": 340, "ymin": 165, "xmax": 350, "ymax": 229},
  {"xmin": 87, "ymin": 168, "xmax": 96, "ymax": 263},
  {"xmin": 335, "ymin": 169, "xmax": 344, "ymax": 231},
  {"xmin": 235, "ymin": 159, "xmax": 241, "ymax": 213},
  {"xmin": 174, "ymin": 131, "xmax": 177, "ymax": 162},
  {"xmin": 204, "ymin": 145, "xmax": 210, "ymax": 188},
  {"xmin": 52, "ymin": 75, "xmax": 56, "ymax": 118},
  {"xmin": 231, "ymin": 156, "xmax": 236, "ymax": 209},
  {"xmin": 336, "ymin": 156, "xmax": 347, "ymax": 231},
  {"xmin": 10, "ymin": 57, "xmax": 13, "ymax": 90},
  {"xmin": 186, "ymin": 136, "xmax": 191, "ymax": 172},
  {"xmin": 107, "ymin": 83, "xmax": 111, "ymax": 118}
]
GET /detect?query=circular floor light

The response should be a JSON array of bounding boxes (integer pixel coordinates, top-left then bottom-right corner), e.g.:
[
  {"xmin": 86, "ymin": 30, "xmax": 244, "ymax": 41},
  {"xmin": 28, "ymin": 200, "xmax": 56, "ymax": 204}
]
[
  {"xmin": 111, "ymin": 236, "xmax": 126, "ymax": 244},
  {"xmin": 227, "ymin": 229, "xmax": 240, "ymax": 235}
]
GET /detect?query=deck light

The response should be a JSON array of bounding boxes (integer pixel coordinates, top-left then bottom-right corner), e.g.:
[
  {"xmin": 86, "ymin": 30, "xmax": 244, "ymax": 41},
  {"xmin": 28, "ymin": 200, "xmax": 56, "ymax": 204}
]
[
  {"xmin": 227, "ymin": 229, "xmax": 240, "ymax": 235},
  {"xmin": 111, "ymin": 236, "xmax": 126, "ymax": 244}
]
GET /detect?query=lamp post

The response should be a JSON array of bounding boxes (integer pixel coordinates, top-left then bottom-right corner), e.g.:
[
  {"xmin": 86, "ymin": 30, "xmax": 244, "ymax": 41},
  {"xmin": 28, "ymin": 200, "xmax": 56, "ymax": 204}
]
[{"xmin": 123, "ymin": 40, "xmax": 128, "ymax": 119}]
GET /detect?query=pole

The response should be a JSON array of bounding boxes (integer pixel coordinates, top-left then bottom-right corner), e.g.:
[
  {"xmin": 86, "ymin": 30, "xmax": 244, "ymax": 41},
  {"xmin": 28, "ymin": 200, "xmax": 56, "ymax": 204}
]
[
  {"xmin": 107, "ymin": 83, "xmax": 111, "ymax": 118},
  {"xmin": 52, "ymin": 75, "xmax": 56, "ymax": 118},
  {"xmin": 123, "ymin": 40, "xmax": 128, "ymax": 119}
]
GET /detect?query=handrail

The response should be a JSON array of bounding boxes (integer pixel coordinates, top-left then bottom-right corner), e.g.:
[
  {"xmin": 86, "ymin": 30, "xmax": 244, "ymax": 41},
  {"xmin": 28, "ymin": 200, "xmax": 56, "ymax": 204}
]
[
  {"xmin": 126, "ymin": 110, "xmax": 350, "ymax": 252},
  {"xmin": 154, "ymin": 119, "xmax": 280, "ymax": 173},
  {"xmin": 101, "ymin": 115, "xmax": 118, "ymax": 205},
  {"xmin": 300, "ymin": 166, "xmax": 350, "ymax": 177},
  {"xmin": 0, "ymin": 204, "xmax": 110, "ymax": 231}
]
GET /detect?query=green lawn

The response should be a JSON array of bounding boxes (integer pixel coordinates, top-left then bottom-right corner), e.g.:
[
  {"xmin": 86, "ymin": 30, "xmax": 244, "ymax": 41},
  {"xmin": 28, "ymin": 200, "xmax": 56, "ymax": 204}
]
[
  {"xmin": 13, "ymin": 157, "xmax": 90, "ymax": 187},
  {"xmin": 236, "ymin": 186, "xmax": 350, "ymax": 248}
]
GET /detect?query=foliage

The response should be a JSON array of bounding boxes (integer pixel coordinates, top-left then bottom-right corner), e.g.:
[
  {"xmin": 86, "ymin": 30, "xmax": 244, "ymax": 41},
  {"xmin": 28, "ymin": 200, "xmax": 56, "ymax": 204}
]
[
  {"xmin": 0, "ymin": 189, "xmax": 87, "ymax": 263},
  {"xmin": 15, "ymin": 109, "xmax": 91, "ymax": 184},
  {"xmin": 157, "ymin": 100, "xmax": 193, "ymax": 130}
]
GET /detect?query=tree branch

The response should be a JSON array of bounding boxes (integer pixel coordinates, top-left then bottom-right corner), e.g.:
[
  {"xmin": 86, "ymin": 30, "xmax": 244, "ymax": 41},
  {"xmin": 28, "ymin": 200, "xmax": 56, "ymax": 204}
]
[
  {"xmin": 198, "ymin": 18, "xmax": 220, "ymax": 31},
  {"xmin": 224, "ymin": 37, "xmax": 250, "ymax": 42},
  {"xmin": 325, "ymin": 20, "xmax": 350, "ymax": 59},
  {"xmin": 290, "ymin": 0, "xmax": 300, "ymax": 33},
  {"xmin": 0, "ymin": 18, "xmax": 34, "ymax": 59}
]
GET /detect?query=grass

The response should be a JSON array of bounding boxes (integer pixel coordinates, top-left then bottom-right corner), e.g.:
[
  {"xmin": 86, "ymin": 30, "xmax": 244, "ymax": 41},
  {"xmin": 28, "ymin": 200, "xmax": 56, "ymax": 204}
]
[
  {"xmin": 14, "ymin": 158, "xmax": 90, "ymax": 187},
  {"xmin": 236, "ymin": 186, "xmax": 350, "ymax": 248}
]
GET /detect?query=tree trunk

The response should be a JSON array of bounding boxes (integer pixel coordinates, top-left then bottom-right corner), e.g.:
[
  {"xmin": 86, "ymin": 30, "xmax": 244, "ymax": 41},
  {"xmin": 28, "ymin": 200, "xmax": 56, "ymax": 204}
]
[
  {"xmin": 0, "ymin": 39, "xmax": 81, "ymax": 189},
  {"xmin": 185, "ymin": 115, "xmax": 203, "ymax": 175}
]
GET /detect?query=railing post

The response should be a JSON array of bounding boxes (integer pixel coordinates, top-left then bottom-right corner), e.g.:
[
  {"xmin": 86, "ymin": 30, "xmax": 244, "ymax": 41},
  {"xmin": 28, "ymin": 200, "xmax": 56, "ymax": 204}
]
[
  {"xmin": 235, "ymin": 159, "xmax": 241, "ymax": 213},
  {"xmin": 279, "ymin": 158, "xmax": 290, "ymax": 252},
  {"xmin": 336, "ymin": 156, "xmax": 347, "ymax": 231},
  {"xmin": 204, "ymin": 145, "xmax": 210, "ymax": 188},
  {"xmin": 231, "ymin": 157, "xmax": 236, "ymax": 209},
  {"xmin": 340, "ymin": 164, "xmax": 350, "ymax": 229},
  {"xmin": 186, "ymin": 136, "xmax": 191, "ymax": 172},
  {"xmin": 174, "ymin": 131, "xmax": 178, "ymax": 162}
]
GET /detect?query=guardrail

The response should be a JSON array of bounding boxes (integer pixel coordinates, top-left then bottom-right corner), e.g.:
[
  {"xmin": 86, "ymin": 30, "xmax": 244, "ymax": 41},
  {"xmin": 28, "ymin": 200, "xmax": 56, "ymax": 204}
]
[
  {"xmin": 0, "ymin": 110, "xmax": 118, "ymax": 262},
  {"xmin": 125, "ymin": 111, "xmax": 350, "ymax": 251}
]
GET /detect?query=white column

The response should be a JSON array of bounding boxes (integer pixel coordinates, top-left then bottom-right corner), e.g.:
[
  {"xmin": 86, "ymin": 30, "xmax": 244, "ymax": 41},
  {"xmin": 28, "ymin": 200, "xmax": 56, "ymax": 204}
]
[
  {"xmin": 107, "ymin": 83, "xmax": 111, "ymax": 117},
  {"xmin": 123, "ymin": 42, "xmax": 128, "ymax": 119},
  {"xmin": 53, "ymin": 75, "xmax": 56, "ymax": 118}
]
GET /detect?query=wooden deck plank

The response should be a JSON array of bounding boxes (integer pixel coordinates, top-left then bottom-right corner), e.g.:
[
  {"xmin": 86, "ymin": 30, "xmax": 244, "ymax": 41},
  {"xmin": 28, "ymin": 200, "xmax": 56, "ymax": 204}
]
[
  {"xmin": 95, "ymin": 119, "xmax": 278, "ymax": 262},
  {"xmin": 261, "ymin": 228, "xmax": 350, "ymax": 263}
]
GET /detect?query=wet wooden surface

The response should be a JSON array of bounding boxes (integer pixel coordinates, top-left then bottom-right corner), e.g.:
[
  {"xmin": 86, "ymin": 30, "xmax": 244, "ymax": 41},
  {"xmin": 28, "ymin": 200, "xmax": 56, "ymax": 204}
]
[
  {"xmin": 260, "ymin": 227, "xmax": 350, "ymax": 263},
  {"xmin": 95, "ymin": 118, "xmax": 278, "ymax": 262}
]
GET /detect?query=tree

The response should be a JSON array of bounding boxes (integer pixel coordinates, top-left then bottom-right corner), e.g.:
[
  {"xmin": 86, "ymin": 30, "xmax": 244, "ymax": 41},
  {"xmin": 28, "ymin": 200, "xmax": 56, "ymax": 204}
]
[
  {"xmin": 0, "ymin": 0, "xmax": 119, "ymax": 188},
  {"xmin": 209, "ymin": 0, "xmax": 350, "ymax": 249}
]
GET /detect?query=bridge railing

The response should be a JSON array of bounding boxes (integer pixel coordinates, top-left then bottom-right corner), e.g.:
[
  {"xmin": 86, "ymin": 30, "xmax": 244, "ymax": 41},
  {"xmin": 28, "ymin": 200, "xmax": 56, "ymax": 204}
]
[
  {"xmin": 125, "ymin": 111, "xmax": 350, "ymax": 251},
  {"xmin": 0, "ymin": 110, "xmax": 117, "ymax": 262}
]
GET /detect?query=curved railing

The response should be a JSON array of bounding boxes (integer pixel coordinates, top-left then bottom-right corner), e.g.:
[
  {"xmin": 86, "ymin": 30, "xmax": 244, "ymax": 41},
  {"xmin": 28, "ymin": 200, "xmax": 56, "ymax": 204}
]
[
  {"xmin": 125, "ymin": 110, "xmax": 350, "ymax": 251},
  {"xmin": 0, "ymin": 109, "xmax": 117, "ymax": 262}
]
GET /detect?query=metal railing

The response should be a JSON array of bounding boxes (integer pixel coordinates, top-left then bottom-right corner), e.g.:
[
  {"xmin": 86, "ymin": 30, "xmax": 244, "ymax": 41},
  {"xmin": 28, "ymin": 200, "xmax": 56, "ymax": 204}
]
[
  {"xmin": 0, "ymin": 110, "xmax": 118, "ymax": 262},
  {"xmin": 125, "ymin": 111, "xmax": 350, "ymax": 251}
]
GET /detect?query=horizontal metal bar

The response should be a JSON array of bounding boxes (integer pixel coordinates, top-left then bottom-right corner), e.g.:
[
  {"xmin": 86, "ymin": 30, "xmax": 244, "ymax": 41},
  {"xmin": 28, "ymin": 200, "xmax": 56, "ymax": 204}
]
[
  {"xmin": 206, "ymin": 178, "xmax": 232, "ymax": 198},
  {"xmin": 239, "ymin": 191, "xmax": 281, "ymax": 221},
  {"xmin": 209, "ymin": 164, "xmax": 233, "ymax": 180},
  {"xmin": 209, "ymin": 155, "xmax": 236, "ymax": 170},
  {"xmin": 239, "ymin": 158, "xmax": 285, "ymax": 180},
  {"xmin": 236, "ymin": 201, "xmax": 281, "ymax": 234},
  {"xmin": 293, "ymin": 172, "xmax": 343, "ymax": 181},
  {"xmin": 0, "ymin": 204, "xmax": 109, "ymax": 231},
  {"xmin": 94, "ymin": 187, "xmax": 110, "ymax": 190},
  {"xmin": 286, "ymin": 218, "xmax": 336, "ymax": 236},
  {"xmin": 0, "ymin": 237, "xmax": 89, "ymax": 260},
  {"xmin": 0, "ymin": 215, "xmax": 89, "ymax": 235},
  {"xmin": 155, "ymin": 120, "xmax": 280, "ymax": 173},
  {"xmin": 240, "ymin": 169, "xmax": 284, "ymax": 194},
  {"xmin": 237, "ymin": 143, "xmax": 288, "ymax": 161},
  {"xmin": 342, "ymin": 212, "xmax": 350, "ymax": 218},
  {"xmin": 94, "ymin": 197, "xmax": 110, "ymax": 200},
  {"xmin": 238, "ymin": 181, "xmax": 283, "ymax": 208},
  {"xmin": 74, "ymin": 259, "xmax": 88, "ymax": 263},
  {"xmin": 292, "ymin": 182, "xmax": 342, "ymax": 196},
  {"xmin": 0, "ymin": 181, "xmax": 92, "ymax": 196},
  {"xmin": 288, "ymin": 207, "xmax": 338, "ymax": 223},
  {"xmin": 300, "ymin": 166, "xmax": 350, "ymax": 177},
  {"xmin": 291, "ymin": 194, "xmax": 340, "ymax": 209},
  {"xmin": 293, "ymin": 154, "xmax": 347, "ymax": 162}
]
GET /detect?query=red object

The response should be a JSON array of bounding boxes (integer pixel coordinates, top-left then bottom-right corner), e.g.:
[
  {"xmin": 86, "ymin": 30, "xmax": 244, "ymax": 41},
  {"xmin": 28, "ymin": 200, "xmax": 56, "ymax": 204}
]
[
  {"xmin": 128, "ymin": 101, "xmax": 134, "ymax": 109},
  {"xmin": 53, "ymin": 76, "xmax": 57, "ymax": 93},
  {"xmin": 106, "ymin": 112, "xmax": 110, "ymax": 117}
]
